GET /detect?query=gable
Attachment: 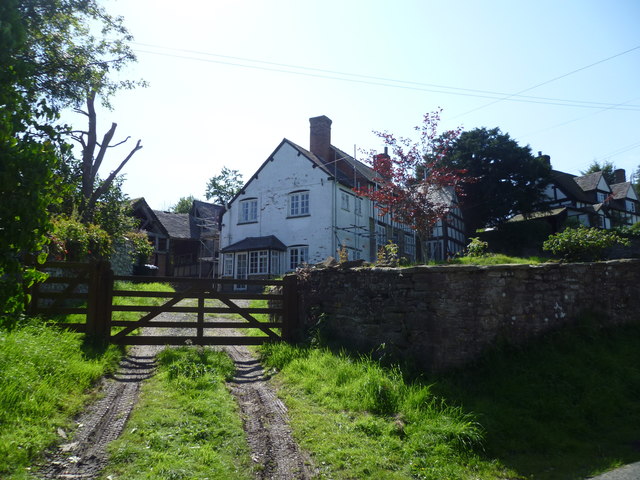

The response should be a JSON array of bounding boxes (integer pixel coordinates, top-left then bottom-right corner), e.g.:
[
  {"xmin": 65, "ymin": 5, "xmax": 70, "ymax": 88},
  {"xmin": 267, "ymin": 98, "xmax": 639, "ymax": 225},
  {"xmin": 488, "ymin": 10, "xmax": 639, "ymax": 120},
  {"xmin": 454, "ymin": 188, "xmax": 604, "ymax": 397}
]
[{"xmin": 596, "ymin": 175, "xmax": 611, "ymax": 193}]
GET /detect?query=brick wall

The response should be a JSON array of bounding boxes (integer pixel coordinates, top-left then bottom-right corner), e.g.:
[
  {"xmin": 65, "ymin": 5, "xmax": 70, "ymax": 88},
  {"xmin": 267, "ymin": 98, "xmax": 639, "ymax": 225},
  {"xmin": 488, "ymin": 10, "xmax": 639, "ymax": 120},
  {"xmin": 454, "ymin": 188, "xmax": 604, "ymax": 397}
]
[{"xmin": 295, "ymin": 260, "xmax": 640, "ymax": 372}]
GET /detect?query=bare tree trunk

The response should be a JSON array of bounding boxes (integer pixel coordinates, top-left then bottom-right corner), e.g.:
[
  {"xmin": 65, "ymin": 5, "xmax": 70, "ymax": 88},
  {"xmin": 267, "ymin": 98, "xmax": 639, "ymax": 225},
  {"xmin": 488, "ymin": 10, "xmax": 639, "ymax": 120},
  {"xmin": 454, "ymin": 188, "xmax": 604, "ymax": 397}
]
[{"xmin": 73, "ymin": 90, "xmax": 142, "ymax": 224}]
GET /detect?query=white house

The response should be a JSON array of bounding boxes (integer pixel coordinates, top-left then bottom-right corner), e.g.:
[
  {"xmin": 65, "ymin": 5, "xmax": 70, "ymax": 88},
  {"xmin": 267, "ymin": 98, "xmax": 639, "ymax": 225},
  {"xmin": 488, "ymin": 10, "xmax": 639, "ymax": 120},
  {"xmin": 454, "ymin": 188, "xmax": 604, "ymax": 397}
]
[{"xmin": 218, "ymin": 116, "xmax": 419, "ymax": 284}]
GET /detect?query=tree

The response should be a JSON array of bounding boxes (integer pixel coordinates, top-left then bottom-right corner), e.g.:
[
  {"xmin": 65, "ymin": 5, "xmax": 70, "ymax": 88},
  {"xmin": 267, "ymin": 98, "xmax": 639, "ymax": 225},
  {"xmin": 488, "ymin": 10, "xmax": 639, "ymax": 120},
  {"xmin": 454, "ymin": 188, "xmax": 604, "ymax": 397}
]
[
  {"xmin": 16, "ymin": 0, "xmax": 145, "ymax": 224},
  {"xmin": 205, "ymin": 167, "xmax": 244, "ymax": 205},
  {"xmin": 171, "ymin": 195, "xmax": 197, "ymax": 214},
  {"xmin": 70, "ymin": 91, "xmax": 143, "ymax": 224},
  {"xmin": 0, "ymin": 0, "xmax": 143, "ymax": 315},
  {"xmin": 0, "ymin": 2, "xmax": 63, "ymax": 315},
  {"xmin": 440, "ymin": 127, "xmax": 551, "ymax": 235},
  {"xmin": 581, "ymin": 160, "xmax": 616, "ymax": 184},
  {"xmin": 355, "ymin": 110, "xmax": 467, "ymax": 254}
]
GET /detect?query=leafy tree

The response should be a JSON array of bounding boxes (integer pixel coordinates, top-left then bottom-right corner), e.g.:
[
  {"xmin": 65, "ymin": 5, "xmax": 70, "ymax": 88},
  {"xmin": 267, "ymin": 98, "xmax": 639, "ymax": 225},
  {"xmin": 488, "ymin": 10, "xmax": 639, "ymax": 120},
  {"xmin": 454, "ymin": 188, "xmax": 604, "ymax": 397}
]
[
  {"xmin": 0, "ymin": 0, "xmax": 143, "ymax": 314},
  {"xmin": 356, "ymin": 110, "xmax": 467, "ymax": 256},
  {"xmin": 581, "ymin": 160, "xmax": 617, "ymax": 184},
  {"xmin": 171, "ymin": 196, "xmax": 197, "ymax": 214},
  {"xmin": 205, "ymin": 167, "xmax": 244, "ymax": 205},
  {"xmin": 440, "ymin": 127, "xmax": 551, "ymax": 235},
  {"xmin": 0, "ymin": 1, "xmax": 65, "ymax": 315}
]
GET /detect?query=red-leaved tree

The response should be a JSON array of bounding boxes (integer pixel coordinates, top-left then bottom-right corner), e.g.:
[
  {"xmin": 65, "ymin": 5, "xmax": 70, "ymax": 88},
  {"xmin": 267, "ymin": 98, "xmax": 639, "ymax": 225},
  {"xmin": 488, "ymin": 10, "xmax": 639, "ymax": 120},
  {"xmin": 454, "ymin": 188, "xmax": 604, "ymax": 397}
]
[{"xmin": 355, "ymin": 109, "xmax": 469, "ymax": 259}]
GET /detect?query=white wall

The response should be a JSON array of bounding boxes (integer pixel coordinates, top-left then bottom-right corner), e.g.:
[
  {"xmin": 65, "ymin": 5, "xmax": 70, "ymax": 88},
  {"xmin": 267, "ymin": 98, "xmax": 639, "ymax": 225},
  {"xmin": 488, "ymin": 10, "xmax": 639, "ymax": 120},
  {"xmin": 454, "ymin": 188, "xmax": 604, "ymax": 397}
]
[{"xmin": 220, "ymin": 141, "xmax": 335, "ymax": 266}]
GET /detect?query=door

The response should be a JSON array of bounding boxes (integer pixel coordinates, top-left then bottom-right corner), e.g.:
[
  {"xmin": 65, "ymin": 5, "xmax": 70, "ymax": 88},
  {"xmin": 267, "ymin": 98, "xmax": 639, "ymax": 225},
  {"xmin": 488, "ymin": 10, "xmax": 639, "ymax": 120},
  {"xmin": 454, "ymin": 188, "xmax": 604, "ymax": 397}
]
[{"xmin": 235, "ymin": 252, "xmax": 248, "ymax": 291}]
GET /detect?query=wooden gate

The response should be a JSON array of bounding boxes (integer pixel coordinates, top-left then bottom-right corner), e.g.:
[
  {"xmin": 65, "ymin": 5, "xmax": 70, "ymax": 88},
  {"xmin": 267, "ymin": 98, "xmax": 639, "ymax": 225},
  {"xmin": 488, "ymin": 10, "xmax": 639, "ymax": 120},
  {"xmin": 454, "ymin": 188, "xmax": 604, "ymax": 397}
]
[{"xmin": 29, "ymin": 261, "xmax": 299, "ymax": 345}]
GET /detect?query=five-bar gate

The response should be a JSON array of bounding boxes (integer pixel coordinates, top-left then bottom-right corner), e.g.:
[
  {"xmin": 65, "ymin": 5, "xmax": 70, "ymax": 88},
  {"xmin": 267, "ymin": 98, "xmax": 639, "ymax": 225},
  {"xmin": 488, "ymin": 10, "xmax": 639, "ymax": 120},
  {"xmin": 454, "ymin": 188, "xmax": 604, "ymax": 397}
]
[{"xmin": 29, "ymin": 261, "xmax": 299, "ymax": 345}]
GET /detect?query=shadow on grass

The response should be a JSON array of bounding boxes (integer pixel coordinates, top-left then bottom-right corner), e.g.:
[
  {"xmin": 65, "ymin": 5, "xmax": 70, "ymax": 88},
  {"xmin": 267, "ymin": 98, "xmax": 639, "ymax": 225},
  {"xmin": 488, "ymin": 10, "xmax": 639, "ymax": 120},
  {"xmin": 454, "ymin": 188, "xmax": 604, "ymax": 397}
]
[{"xmin": 429, "ymin": 317, "xmax": 640, "ymax": 480}]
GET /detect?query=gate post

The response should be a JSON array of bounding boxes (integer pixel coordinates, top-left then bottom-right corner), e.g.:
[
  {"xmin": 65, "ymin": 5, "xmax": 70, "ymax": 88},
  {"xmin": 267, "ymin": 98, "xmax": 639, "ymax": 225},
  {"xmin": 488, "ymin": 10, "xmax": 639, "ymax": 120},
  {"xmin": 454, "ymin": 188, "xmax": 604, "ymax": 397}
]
[
  {"xmin": 281, "ymin": 274, "xmax": 299, "ymax": 342},
  {"xmin": 86, "ymin": 261, "xmax": 113, "ymax": 342}
]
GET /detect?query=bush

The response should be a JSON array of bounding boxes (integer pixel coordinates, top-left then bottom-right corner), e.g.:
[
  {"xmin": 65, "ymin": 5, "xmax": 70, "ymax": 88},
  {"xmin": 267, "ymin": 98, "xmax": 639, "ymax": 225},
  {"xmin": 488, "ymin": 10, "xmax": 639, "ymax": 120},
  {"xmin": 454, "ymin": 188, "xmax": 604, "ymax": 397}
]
[
  {"xmin": 50, "ymin": 216, "xmax": 112, "ymax": 261},
  {"xmin": 466, "ymin": 237, "xmax": 489, "ymax": 257},
  {"xmin": 542, "ymin": 226, "xmax": 630, "ymax": 262}
]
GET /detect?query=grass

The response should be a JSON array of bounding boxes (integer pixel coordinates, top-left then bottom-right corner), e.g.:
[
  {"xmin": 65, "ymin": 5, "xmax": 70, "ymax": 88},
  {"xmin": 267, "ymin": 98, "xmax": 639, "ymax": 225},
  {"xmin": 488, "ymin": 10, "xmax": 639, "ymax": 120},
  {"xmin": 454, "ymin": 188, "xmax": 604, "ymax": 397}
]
[
  {"xmin": 259, "ymin": 343, "xmax": 516, "ymax": 479},
  {"xmin": 449, "ymin": 254, "xmax": 546, "ymax": 265},
  {"xmin": 0, "ymin": 280, "xmax": 177, "ymax": 478},
  {"xmin": 258, "ymin": 315, "xmax": 640, "ymax": 479},
  {"xmin": 111, "ymin": 280, "xmax": 176, "ymax": 324},
  {"xmin": 100, "ymin": 347, "xmax": 253, "ymax": 480},
  {"xmin": 0, "ymin": 321, "xmax": 121, "ymax": 479},
  {"xmin": 432, "ymin": 318, "xmax": 640, "ymax": 479}
]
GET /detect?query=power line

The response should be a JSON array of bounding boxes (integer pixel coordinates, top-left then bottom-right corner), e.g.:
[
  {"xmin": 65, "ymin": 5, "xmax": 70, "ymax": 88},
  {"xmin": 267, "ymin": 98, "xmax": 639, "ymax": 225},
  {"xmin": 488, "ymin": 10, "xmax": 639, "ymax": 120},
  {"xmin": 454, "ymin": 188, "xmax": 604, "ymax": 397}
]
[
  {"xmin": 132, "ymin": 42, "xmax": 640, "ymax": 112},
  {"xmin": 453, "ymin": 44, "xmax": 640, "ymax": 118}
]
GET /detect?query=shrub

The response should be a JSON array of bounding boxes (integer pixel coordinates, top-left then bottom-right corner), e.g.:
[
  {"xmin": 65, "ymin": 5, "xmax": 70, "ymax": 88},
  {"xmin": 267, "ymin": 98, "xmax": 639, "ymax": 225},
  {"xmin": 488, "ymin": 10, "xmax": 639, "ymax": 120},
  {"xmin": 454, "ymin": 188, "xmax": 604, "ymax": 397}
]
[
  {"xmin": 50, "ymin": 216, "xmax": 112, "ymax": 261},
  {"xmin": 542, "ymin": 226, "xmax": 630, "ymax": 262},
  {"xmin": 466, "ymin": 237, "xmax": 489, "ymax": 257}
]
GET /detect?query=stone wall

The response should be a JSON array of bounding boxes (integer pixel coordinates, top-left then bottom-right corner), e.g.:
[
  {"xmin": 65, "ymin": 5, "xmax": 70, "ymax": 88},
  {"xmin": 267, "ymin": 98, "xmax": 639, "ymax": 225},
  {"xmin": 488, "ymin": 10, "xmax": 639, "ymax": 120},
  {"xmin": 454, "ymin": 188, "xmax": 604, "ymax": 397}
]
[
  {"xmin": 295, "ymin": 259, "xmax": 640, "ymax": 372},
  {"xmin": 110, "ymin": 238, "xmax": 134, "ymax": 276}
]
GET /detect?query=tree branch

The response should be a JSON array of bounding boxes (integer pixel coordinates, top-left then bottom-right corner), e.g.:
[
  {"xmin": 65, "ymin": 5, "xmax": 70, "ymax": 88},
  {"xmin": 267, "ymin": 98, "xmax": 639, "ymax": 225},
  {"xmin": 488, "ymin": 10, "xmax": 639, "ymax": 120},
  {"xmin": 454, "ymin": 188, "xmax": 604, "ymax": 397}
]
[
  {"xmin": 92, "ymin": 122, "xmax": 118, "ymax": 178},
  {"xmin": 83, "ymin": 139, "xmax": 142, "ymax": 221}
]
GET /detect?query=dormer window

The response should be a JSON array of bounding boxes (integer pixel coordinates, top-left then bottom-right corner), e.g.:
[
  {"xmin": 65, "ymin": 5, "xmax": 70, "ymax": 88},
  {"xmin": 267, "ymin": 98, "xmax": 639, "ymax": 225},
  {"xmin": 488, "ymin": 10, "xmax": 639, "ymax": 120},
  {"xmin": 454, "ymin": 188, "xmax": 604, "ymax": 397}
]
[{"xmin": 596, "ymin": 192, "xmax": 607, "ymax": 203}]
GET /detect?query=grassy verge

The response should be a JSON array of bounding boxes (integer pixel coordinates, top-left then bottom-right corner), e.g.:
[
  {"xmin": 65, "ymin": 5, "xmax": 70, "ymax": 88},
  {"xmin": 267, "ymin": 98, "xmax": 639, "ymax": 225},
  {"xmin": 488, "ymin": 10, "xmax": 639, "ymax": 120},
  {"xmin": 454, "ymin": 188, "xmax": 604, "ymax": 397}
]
[
  {"xmin": 101, "ymin": 347, "xmax": 253, "ymax": 480},
  {"xmin": 433, "ymin": 319, "xmax": 640, "ymax": 479},
  {"xmin": 0, "ymin": 321, "xmax": 121, "ymax": 479},
  {"xmin": 259, "ymin": 317, "xmax": 640, "ymax": 479},
  {"xmin": 0, "ymin": 281, "xmax": 177, "ymax": 478},
  {"xmin": 259, "ymin": 343, "xmax": 517, "ymax": 479},
  {"xmin": 449, "ymin": 254, "xmax": 546, "ymax": 265}
]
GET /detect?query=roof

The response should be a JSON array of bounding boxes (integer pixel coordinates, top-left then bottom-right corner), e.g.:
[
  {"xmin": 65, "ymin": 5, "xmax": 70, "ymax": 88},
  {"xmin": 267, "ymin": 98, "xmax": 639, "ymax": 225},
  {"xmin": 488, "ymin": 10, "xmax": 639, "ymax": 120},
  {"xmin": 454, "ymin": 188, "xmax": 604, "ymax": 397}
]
[
  {"xmin": 228, "ymin": 138, "xmax": 381, "ymax": 207},
  {"xmin": 573, "ymin": 171, "xmax": 603, "ymax": 192},
  {"xmin": 550, "ymin": 170, "xmax": 590, "ymax": 202},
  {"xmin": 610, "ymin": 182, "xmax": 631, "ymax": 200},
  {"xmin": 192, "ymin": 200, "xmax": 224, "ymax": 220},
  {"xmin": 509, "ymin": 207, "xmax": 567, "ymax": 222},
  {"xmin": 152, "ymin": 211, "xmax": 198, "ymax": 239},
  {"xmin": 220, "ymin": 235, "xmax": 287, "ymax": 253}
]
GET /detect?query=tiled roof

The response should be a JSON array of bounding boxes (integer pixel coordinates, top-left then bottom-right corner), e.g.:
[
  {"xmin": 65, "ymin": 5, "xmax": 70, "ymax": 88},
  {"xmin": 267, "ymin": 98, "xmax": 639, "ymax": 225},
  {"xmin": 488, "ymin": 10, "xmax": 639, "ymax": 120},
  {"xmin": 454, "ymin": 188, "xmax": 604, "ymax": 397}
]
[
  {"xmin": 550, "ymin": 170, "xmax": 590, "ymax": 202},
  {"xmin": 573, "ymin": 171, "xmax": 603, "ymax": 192},
  {"xmin": 284, "ymin": 139, "xmax": 378, "ymax": 188},
  {"xmin": 152, "ymin": 211, "xmax": 196, "ymax": 239},
  {"xmin": 610, "ymin": 182, "xmax": 631, "ymax": 200},
  {"xmin": 220, "ymin": 235, "xmax": 287, "ymax": 253}
]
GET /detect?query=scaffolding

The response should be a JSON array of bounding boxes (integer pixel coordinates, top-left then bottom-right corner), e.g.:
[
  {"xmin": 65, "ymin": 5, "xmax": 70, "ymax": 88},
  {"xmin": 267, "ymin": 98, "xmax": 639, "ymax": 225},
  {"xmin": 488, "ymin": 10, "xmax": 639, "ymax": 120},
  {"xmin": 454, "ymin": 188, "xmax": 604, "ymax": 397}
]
[{"xmin": 195, "ymin": 217, "xmax": 220, "ymax": 278}]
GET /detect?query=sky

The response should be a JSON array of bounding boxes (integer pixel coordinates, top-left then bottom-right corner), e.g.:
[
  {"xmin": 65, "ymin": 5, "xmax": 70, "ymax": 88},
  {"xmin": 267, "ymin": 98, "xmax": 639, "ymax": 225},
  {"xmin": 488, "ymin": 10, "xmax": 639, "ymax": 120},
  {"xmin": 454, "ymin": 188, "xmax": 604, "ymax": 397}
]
[{"xmin": 69, "ymin": 0, "xmax": 640, "ymax": 210}]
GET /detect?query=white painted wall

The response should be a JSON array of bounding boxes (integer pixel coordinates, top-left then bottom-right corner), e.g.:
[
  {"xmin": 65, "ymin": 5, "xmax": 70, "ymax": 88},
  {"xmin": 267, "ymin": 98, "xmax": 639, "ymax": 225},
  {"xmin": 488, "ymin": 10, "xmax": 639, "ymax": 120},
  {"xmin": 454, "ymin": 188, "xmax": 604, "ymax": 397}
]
[{"xmin": 221, "ymin": 141, "xmax": 337, "ymax": 268}]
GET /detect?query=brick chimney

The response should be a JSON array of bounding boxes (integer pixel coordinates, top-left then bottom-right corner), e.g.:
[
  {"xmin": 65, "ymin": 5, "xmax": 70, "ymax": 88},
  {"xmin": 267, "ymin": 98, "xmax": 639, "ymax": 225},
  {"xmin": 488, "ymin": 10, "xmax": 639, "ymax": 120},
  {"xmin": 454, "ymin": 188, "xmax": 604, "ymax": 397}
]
[
  {"xmin": 309, "ymin": 115, "xmax": 332, "ymax": 162},
  {"xmin": 613, "ymin": 168, "xmax": 626, "ymax": 184}
]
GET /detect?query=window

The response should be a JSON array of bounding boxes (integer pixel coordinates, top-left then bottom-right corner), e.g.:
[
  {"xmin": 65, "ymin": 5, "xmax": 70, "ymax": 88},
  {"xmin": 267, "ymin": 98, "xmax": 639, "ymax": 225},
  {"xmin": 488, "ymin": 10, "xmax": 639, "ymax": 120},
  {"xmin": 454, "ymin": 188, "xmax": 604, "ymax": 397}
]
[
  {"xmin": 341, "ymin": 191, "xmax": 350, "ymax": 211},
  {"xmin": 626, "ymin": 200, "xmax": 636, "ymax": 213},
  {"xmin": 248, "ymin": 250, "xmax": 268, "ymax": 274},
  {"xmin": 355, "ymin": 198, "xmax": 362, "ymax": 216},
  {"xmin": 239, "ymin": 198, "xmax": 258, "ymax": 223},
  {"xmin": 223, "ymin": 254, "xmax": 234, "ymax": 276},
  {"xmin": 288, "ymin": 246, "xmax": 309, "ymax": 270},
  {"xmin": 157, "ymin": 237, "xmax": 168, "ymax": 252},
  {"xmin": 289, "ymin": 191, "xmax": 310, "ymax": 217},
  {"xmin": 375, "ymin": 223, "xmax": 387, "ymax": 248},
  {"xmin": 404, "ymin": 233, "xmax": 416, "ymax": 256},
  {"xmin": 270, "ymin": 251, "xmax": 281, "ymax": 275},
  {"xmin": 596, "ymin": 191, "xmax": 607, "ymax": 203},
  {"xmin": 431, "ymin": 221, "xmax": 443, "ymax": 237}
]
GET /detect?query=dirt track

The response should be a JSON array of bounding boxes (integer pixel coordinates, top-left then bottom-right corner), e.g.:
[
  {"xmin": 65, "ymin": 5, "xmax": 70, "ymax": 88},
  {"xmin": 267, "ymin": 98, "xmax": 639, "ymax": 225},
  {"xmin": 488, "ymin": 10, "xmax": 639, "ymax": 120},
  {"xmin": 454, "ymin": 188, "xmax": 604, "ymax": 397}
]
[{"xmin": 36, "ymin": 312, "xmax": 314, "ymax": 479}]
